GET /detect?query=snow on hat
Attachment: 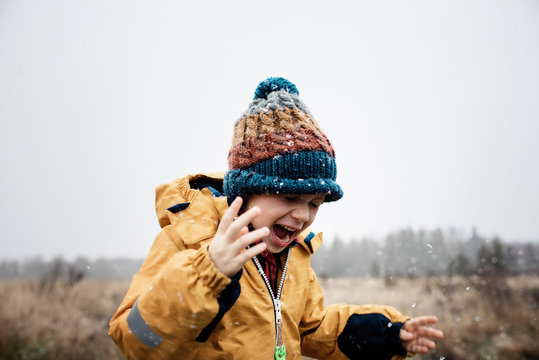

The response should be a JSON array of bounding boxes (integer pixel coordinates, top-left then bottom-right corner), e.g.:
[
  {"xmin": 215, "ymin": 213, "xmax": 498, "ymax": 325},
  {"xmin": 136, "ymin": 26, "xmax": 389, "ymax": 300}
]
[{"xmin": 223, "ymin": 77, "xmax": 343, "ymax": 202}]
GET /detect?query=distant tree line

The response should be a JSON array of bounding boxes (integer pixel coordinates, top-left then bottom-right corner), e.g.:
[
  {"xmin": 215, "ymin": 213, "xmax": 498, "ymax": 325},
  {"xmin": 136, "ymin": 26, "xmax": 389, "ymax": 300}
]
[
  {"xmin": 312, "ymin": 227, "xmax": 539, "ymax": 278},
  {"xmin": 0, "ymin": 256, "xmax": 144, "ymax": 280},
  {"xmin": 1, "ymin": 228, "xmax": 537, "ymax": 280}
]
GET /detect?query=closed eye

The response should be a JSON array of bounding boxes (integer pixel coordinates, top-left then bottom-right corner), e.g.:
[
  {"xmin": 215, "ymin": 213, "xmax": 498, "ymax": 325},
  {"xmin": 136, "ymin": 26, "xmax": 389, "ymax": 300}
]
[{"xmin": 310, "ymin": 201, "xmax": 322, "ymax": 209}]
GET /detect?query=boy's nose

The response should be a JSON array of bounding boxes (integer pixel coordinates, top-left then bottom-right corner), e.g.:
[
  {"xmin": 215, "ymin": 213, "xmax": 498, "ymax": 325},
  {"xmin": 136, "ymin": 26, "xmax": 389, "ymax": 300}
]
[{"xmin": 291, "ymin": 205, "xmax": 310, "ymax": 223}]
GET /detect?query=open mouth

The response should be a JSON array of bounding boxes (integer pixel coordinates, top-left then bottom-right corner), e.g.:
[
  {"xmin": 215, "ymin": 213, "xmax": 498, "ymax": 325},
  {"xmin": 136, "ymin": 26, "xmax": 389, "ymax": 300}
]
[{"xmin": 272, "ymin": 224, "xmax": 297, "ymax": 246}]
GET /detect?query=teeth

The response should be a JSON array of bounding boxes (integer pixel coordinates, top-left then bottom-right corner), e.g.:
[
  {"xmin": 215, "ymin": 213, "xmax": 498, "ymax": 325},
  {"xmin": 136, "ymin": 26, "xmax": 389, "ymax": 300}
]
[{"xmin": 282, "ymin": 225, "xmax": 296, "ymax": 232}]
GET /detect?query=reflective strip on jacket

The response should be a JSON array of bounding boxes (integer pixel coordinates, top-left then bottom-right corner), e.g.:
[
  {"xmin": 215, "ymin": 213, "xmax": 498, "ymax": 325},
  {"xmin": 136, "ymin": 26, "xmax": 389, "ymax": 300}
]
[{"xmin": 109, "ymin": 173, "xmax": 410, "ymax": 359}]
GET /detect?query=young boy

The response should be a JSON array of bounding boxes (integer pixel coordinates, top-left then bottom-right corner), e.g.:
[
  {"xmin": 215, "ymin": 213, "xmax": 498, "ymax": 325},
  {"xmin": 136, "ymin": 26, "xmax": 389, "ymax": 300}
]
[{"xmin": 109, "ymin": 77, "xmax": 443, "ymax": 359}]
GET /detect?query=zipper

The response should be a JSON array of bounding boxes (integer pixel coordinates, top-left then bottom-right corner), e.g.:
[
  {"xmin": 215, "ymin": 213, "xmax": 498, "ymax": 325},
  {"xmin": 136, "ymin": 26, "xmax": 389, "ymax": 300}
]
[{"xmin": 252, "ymin": 247, "xmax": 291, "ymax": 360}]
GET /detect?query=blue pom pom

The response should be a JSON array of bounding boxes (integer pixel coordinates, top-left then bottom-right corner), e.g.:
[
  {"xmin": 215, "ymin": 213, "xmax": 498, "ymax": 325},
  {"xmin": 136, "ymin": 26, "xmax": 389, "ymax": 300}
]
[{"xmin": 253, "ymin": 77, "xmax": 299, "ymax": 100}]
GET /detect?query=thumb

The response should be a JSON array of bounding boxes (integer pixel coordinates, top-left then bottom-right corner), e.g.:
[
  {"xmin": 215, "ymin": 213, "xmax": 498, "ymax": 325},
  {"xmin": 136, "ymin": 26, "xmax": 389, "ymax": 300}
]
[{"xmin": 399, "ymin": 329, "xmax": 414, "ymax": 341}]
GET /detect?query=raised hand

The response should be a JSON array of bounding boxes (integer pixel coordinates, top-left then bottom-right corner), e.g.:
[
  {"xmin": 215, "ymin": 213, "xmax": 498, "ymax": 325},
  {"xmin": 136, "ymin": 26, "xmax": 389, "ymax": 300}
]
[
  {"xmin": 208, "ymin": 197, "xmax": 269, "ymax": 277},
  {"xmin": 399, "ymin": 315, "xmax": 444, "ymax": 354}
]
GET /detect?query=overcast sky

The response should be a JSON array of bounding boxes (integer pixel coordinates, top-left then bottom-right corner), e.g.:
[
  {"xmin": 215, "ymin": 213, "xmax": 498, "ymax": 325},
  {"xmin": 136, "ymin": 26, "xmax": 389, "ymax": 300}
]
[{"xmin": 1, "ymin": 0, "xmax": 538, "ymax": 260}]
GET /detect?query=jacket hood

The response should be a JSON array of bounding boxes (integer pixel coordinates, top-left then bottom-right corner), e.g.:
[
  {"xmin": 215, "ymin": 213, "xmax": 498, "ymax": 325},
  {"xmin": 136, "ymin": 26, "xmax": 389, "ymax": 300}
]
[{"xmin": 155, "ymin": 172, "xmax": 226, "ymax": 228}]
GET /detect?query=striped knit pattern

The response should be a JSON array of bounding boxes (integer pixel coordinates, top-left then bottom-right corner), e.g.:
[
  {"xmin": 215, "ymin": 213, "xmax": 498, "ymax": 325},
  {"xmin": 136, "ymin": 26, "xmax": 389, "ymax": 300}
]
[{"xmin": 223, "ymin": 78, "xmax": 343, "ymax": 202}]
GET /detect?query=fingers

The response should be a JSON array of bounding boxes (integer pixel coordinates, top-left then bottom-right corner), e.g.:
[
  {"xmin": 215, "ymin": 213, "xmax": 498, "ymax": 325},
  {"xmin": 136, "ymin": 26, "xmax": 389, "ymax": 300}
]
[
  {"xmin": 401, "ymin": 315, "xmax": 444, "ymax": 354},
  {"xmin": 218, "ymin": 197, "xmax": 265, "ymax": 246},
  {"xmin": 399, "ymin": 329, "xmax": 414, "ymax": 341},
  {"xmin": 414, "ymin": 337, "xmax": 436, "ymax": 349},
  {"xmin": 415, "ymin": 326, "xmax": 444, "ymax": 339},
  {"xmin": 403, "ymin": 316, "xmax": 443, "ymax": 339},
  {"xmin": 231, "ymin": 227, "xmax": 269, "ymax": 253},
  {"xmin": 227, "ymin": 206, "xmax": 261, "ymax": 237},
  {"xmin": 404, "ymin": 315, "xmax": 438, "ymax": 331},
  {"xmin": 402, "ymin": 335, "xmax": 438, "ymax": 354},
  {"xmin": 218, "ymin": 196, "xmax": 243, "ymax": 234},
  {"xmin": 219, "ymin": 241, "xmax": 267, "ymax": 276},
  {"xmin": 408, "ymin": 343, "xmax": 432, "ymax": 354},
  {"xmin": 401, "ymin": 319, "xmax": 444, "ymax": 341},
  {"xmin": 242, "ymin": 242, "xmax": 267, "ymax": 261},
  {"xmin": 209, "ymin": 197, "xmax": 270, "ymax": 277}
]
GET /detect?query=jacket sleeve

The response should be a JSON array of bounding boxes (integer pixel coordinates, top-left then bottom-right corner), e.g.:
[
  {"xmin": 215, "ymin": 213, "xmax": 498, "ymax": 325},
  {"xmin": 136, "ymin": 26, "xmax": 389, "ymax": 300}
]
[
  {"xmin": 108, "ymin": 226, "xmax": 241, "ymax": 359},
  {"xmin": 299, "ymin": 268, "xmax": 410, "ymax": 360}
]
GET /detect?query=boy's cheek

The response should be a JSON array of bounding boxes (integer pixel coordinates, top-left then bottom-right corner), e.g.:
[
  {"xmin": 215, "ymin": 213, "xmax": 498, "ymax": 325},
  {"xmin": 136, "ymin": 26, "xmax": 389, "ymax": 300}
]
[{"xmin": 308, "ymin": 210, "xmax": 319, "ymax": 225}]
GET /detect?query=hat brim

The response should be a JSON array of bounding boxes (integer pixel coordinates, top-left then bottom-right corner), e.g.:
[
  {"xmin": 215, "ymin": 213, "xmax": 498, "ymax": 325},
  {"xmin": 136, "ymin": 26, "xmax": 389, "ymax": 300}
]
[{"xmin": 223, "ymin": 170, "xmax": 343, "ymax": 202}]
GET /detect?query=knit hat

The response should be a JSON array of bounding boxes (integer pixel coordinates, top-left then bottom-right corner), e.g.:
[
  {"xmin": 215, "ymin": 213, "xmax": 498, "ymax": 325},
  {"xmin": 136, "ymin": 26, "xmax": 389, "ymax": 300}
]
[{"xmin": 223, "ymin": 77, "xmax": 343, "ymax": 202}]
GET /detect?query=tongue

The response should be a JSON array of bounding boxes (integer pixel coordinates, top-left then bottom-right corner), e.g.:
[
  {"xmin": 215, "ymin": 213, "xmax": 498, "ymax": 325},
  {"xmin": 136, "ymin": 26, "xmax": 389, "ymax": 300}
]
[{"xmin": 273, "ymin": 225, "xmax": 289, "ymax": 239}]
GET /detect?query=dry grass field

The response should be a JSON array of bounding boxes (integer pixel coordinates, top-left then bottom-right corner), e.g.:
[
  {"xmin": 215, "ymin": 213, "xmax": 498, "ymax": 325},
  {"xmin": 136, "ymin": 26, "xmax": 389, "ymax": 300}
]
[
  {"xmin": 319, "ymin": 276, "xmax": 539, "ymax": 360},
  {"xmin": 0, "ymin": 275, "xmax": 537, "ymax": 359}
]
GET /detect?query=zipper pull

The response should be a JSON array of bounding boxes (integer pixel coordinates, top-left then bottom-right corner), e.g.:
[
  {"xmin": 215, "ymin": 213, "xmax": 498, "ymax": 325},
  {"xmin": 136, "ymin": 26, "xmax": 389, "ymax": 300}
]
[{"xmin": 275, "ymin": 345, "xmax": 286, "ymax": 360}]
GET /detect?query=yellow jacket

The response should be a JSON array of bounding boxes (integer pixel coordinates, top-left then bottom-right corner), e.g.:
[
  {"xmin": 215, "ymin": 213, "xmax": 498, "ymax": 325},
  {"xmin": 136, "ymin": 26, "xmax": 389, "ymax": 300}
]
[{"xmin": 109, "ymin": 173, "xmax": 410, "ymax": 359}]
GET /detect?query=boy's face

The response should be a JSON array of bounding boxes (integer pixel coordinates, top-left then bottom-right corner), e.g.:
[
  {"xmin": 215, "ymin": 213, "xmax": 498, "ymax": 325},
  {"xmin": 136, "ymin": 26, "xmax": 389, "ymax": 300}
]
[{"xmin": 245, "ymin": 193, "xmax": 325, "ymax": 254}]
